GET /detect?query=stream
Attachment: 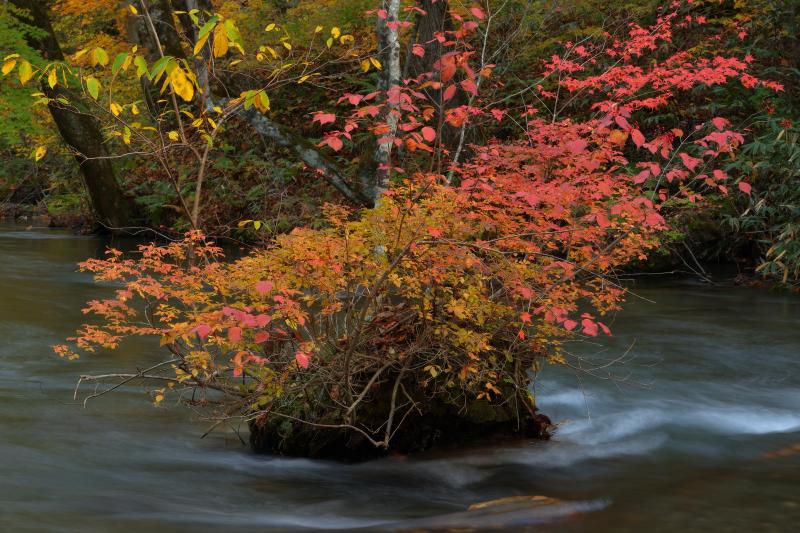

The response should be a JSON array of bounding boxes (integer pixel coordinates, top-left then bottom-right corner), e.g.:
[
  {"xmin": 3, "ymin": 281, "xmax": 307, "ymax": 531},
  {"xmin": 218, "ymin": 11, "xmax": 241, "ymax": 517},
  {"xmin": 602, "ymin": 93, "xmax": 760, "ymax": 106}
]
[{"xmin": 1, "ymin": 223, "xmax": 799, "ymax": 531}]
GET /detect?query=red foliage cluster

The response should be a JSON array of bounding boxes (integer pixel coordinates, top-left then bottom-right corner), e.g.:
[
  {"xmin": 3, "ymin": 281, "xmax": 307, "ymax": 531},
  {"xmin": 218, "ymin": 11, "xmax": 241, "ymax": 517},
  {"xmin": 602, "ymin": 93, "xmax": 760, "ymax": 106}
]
[{"xmin": 52, "ymin": 0, "xmax": 785, "ymax": 446}]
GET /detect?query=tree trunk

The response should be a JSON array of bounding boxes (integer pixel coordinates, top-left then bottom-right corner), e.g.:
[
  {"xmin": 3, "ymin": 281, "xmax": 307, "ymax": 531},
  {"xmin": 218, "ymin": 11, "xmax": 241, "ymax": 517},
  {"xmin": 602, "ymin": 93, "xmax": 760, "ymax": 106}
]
[
  {"xmin": 125, "ymin": 1, "xmax": 187, "ymax": 120},
  {"xmin": 172, "ymin": 0, "xmax": 214, "ymax": 110},
  {"xmin": 44, "ymin": 91, "xmax": 138, "ymax": 229},
  {"xmin": 127, "ymin": 0, "xmax": 185, "ymax": 59},
  {"xmin": 239, "ymin": 107, "xmax": 371, "ymax": 206},
  {"xmin": 406, "ymin": 0, "xmax": 452, "ymax": 79},
  {"xmin": 358, "ymin": 0, "xmax": 402, "ymax": 204},
  {"xmin": 9, "ymin": 0, "xmax": 137, "ymax": 230},
  {"xmin": 408, "ymin": 0, "xmax": 463, "ymax": 153}
]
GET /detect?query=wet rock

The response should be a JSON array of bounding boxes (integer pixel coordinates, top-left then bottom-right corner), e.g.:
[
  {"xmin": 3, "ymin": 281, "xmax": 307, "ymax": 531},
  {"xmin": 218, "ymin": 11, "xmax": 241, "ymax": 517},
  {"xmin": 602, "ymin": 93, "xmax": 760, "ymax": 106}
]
[
  {"xmin": 249, "ymin": 402, "xmax": 551, "ymax": 462},
  {"xmin": 384, "ymin": 494, "xmax": 609, "ymax": 531},
  {"xmin": 249, "ymin": 378, "xmax": 552, "ymax": 461}
]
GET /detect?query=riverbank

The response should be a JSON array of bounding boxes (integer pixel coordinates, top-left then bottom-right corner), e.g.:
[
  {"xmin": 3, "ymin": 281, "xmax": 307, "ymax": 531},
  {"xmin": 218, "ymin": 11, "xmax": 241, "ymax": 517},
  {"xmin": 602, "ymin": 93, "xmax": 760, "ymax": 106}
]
[
  {"xmin": 0, "ymin": 202, "xmax": 93, "ymax": 233},
  {"xmin": 1, "ymin": 199, "xmax": 777, "ymax": 290}
]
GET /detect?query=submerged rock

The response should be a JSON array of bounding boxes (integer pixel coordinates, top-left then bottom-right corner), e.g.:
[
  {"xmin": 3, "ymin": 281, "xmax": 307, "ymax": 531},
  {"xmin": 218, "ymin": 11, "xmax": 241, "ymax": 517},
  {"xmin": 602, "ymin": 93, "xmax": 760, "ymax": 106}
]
[{"xmin": 383, "ymin": 494, "xmax": 609, "ymax": 531}]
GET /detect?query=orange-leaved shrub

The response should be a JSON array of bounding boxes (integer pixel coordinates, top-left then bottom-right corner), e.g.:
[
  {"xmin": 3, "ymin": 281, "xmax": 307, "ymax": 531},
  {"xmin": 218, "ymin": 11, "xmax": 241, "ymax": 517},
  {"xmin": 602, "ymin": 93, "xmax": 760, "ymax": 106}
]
[
  {"xmin": 53, "ymin": 0, "xmax": 776, "ymax": 456},
  {"xmin": 56, "ymin": 120, "xmax": 664, "ymax": 455}
]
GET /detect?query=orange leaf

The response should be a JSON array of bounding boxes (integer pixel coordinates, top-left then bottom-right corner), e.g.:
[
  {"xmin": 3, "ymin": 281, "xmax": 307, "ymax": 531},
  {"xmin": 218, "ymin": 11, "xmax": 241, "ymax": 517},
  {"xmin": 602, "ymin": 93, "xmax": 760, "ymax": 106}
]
[{"xmin": 421, "ymin": 126, "xmax": 436, "ymax": 143}]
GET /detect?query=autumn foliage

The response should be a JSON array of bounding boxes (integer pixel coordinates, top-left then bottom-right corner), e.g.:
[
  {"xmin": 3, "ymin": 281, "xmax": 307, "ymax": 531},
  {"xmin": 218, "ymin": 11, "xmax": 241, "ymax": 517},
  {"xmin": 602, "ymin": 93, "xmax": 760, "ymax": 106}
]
[
  {"xmin": 40, "ymin": 0, "xmax": 783, "ymax": 454},
  {"xmin": 56, "ymin": 160, "xmax": 660, "ymax": 451}
]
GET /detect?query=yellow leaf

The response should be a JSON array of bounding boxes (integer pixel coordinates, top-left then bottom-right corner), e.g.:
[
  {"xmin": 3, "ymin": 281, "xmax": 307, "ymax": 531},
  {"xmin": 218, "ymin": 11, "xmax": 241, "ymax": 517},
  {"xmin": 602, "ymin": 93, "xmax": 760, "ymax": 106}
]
[
  {"xmin": 18, "ymin": 60, "xmax": 33, "ymax": 85},
  {"xmin": 326, "ymin": 37, "xmax": 333, "ymax": 48},
  {"xmin": 128, "ymin": 5, "xmax": 138, "ymax": 15},
  {"xmin": 253, "ymin": 90, "xmax": 270, "ymax": 113},
  {"xmin": 193, "ymin": 32, "xmax": 210, "ymax": 56},
  {"xmin": 168, "ymin": 131, "xmax": 179, "ymax": 141},
  {"xmin": 340, "ymin": 35, "xmax": 354, "ymax": 45},
  {"xmin": 360, "ymin": 59, "xmax": 370, "ymax": 72},
  {"xmin": 370, "ymin": 57, "xmax": 382, "ymax": 70},
  {"xmin": 131, "ymin": 103, "xmax": 140, "ymax": 115},
  {"xmin": 110, "ymin": 102, "xmax": 122, "ymax": 116},
  {"xmin": 2, "ymin": 59, "xmax": 16, "ymax": 76},
  {"xmin": 265, "ymin": 23, "xmax": 276, "ymax": 32},
  {"xmin": 314, "ymin": 25, "xmax": 323, "ymax": 33},
  {"xmin": 122, "ymin": 126, "xmax": 131, "ymax": 144},
  {"xmin": 34, "ymin": 146, "xmax": 46, "ymax": 161},
  {"xmin": 213, "ymin": 28, "xmax": 229, "ymax": 57},
  {"xmin": 282, "ymin": 41, "xmax": 292, "ymax": 51},
  {"xmin": 486, "ymin": 382, "xmax": 502, "ymax": 395},
  {"xmin": 47, "ymin": 67, "xmax": 57, "ymax": 88},
  {"xmin": 169, "ymin": 67, "xmax": 194, "ymax": 102}
]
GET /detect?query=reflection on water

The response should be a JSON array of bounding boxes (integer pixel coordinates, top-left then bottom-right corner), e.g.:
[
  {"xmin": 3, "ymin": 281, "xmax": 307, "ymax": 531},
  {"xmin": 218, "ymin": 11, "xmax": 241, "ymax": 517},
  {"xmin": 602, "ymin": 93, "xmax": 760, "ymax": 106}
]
[{"xmin": 1, "ymin": 223, "xmax": 799, "ymax": 532}]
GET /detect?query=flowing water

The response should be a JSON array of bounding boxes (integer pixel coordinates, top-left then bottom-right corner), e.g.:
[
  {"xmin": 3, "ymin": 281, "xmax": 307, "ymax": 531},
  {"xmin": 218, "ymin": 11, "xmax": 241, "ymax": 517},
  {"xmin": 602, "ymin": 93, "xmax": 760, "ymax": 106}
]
[{"xmin": 1, "ymin": 223, "xmax": 799, "ymax": 532}]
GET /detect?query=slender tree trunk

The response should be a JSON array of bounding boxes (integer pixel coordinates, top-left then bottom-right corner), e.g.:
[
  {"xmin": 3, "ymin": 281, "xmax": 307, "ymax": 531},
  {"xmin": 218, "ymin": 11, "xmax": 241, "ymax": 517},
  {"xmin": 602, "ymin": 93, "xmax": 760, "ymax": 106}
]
[
  {"xmin": 358, "ymin": 0, "xmax": 401, "ymax": 204},
  {"xmin": 9, "ymin": 0, "xmax": 137, "ymax": 230},
  {"xmin": 173, "ymin": 0, "xmax": 214, "ymax": 110},
  {"xmin": 168, "ymin": 1, "xmax": 370, "ymax": 206},
  {"xmin": 127, "ymin": 0, "xmax": 185, "ymax": 59},
  {"xmin": 126, "ymin": 1, "xmax": 187, "ymax": 119},
  {"xmin": 239, "ymin": 107, "xmax": 371, "ymax": 205}
]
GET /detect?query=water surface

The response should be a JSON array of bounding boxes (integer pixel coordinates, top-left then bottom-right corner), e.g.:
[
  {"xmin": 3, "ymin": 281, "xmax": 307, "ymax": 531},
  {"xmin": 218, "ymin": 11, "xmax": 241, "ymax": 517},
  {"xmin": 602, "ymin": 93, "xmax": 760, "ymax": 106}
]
[{"xmin": 1, "ymin": 223, "xmax": 799, "ymax": 531}]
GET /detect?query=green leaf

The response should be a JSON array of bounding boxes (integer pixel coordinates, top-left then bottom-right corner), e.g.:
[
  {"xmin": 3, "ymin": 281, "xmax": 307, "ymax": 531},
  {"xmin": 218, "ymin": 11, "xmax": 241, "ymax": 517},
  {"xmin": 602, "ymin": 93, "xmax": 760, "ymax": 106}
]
[
  {"xmin": 85, "ymin": 76, "xmax": 99, "ymax": 100},
  {"xmin": 112, "ymin": 53, "xmax": 129, "ymax": 75},
  {"xmin": 149, "ymin": 56, "xmax": 172, "ymax": 82},
  {"xmin": 242, "ymin": 90, "xmax": 255, "ymax": 110},
  {"xmin": 197, "ymin": 16, "xmax": 219, "ymax": 39},
  {"xmin": 133, "ymin": 56, "xmax": 148, "ymax": 78},
  {"xmin": 224, "ymin": 19, "xmax": 242, "ymax": 44}
]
